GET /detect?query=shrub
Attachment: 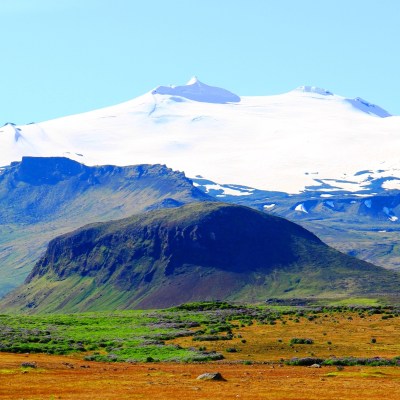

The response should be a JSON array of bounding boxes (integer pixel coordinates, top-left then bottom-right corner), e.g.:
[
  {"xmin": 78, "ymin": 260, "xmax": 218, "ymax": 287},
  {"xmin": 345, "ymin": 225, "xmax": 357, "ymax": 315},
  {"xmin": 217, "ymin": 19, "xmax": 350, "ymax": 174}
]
[
  {"xmin": 226, "ymin": 347, "xmax": 237, "ymax": 353},
  {"xmin": 288, "ymin": 357, "xmax": 399, "ymax": 367},
  {"xmin": 192, "ymin": 334, "xmax": 233, "ymax": 342},
  {"xmin": 289, "ymin": 338, "xmax": 314, "ymax": 345},
  {"xmin": 286, "ymin": 357, "xmax": 324, "ymax": 366}
]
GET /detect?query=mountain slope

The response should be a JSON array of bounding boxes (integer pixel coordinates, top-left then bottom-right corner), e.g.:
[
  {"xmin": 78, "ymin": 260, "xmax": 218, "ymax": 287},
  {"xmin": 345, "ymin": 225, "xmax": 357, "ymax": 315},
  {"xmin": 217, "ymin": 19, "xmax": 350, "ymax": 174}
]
[
  {"xmin": 192, "ymin": 177, "xmax": 400, "ymax": 271},
  {"xmin": 2, "ymin": 202, "xmax": 399, "ymax": 313},
  {"xmin": 0, "ymin": 157, "xmax": 209, "ymax": 296},
  {"xmin": 1, "ymin": 78, "xmax": 399, "ymax": 194}
]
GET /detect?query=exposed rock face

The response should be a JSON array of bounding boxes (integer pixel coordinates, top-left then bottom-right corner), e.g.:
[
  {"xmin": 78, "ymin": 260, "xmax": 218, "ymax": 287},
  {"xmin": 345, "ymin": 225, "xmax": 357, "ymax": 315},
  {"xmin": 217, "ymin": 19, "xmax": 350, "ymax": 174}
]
[{"xmin": 152, "ymin": 77, "xmax": 241, "ymax": 103}]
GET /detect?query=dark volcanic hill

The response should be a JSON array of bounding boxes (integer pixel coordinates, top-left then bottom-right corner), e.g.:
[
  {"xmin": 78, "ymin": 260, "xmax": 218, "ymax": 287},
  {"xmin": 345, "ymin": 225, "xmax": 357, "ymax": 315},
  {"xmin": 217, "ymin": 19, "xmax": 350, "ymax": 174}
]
[
  {"xmin": 0, "ymin": 157, "xmax": 209, "ymax": 296},
  {"xmin": 2, "ymin": 202, "xmax": 399, "ymax": 313}
]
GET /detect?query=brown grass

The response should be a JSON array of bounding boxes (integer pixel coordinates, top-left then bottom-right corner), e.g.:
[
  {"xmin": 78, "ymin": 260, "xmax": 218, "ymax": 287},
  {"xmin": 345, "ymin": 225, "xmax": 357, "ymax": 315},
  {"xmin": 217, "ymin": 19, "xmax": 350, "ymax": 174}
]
[
  {"xmin": 171, "ymin": 312, "xmax": 400, "ymax": 362},
  {"xmin": 1, "ymin": 352, "xmax": 400, "ymax": 400}
]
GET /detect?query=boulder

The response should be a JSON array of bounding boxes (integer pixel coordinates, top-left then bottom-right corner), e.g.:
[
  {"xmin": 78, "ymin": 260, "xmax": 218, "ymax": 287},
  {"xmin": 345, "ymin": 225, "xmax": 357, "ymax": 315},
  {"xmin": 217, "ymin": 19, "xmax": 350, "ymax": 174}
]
[{"xmin": 196, "ymin": 372, "xmax": 226, "ymax": 381}]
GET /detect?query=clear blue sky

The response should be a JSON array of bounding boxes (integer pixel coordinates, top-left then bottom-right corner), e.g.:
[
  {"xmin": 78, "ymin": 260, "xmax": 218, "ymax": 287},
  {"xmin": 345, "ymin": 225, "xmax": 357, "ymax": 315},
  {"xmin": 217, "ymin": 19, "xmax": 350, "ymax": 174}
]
[{"xmin": 1, "ymin": 0, "xmax": 399, "ymax": 123}]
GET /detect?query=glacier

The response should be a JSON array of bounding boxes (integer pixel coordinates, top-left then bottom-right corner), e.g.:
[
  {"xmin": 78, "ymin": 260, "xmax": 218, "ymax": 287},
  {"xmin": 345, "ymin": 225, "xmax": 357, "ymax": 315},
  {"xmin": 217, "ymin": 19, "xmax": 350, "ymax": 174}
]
[{"xmin": 1, "ymin": 77, "xmax": 399, "ymax": 194}]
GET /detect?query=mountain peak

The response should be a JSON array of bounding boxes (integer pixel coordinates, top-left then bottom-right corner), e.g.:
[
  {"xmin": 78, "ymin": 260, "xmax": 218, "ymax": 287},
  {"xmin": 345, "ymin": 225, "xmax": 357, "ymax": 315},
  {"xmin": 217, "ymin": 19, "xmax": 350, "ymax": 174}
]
[
  {"xmin": 292, "ymin": 86, "xmax": 391, "ymax": 117},
  {"xmin": 151, "ymin": 78, "xmax": 241, "ymax": 104},
  {"xmin": 186, "ymin": 76, "xmax": 200, "ymax": 85},
  {"xmin": 294, "ymin": 86, "xmax": 334, "ymax": 96}
]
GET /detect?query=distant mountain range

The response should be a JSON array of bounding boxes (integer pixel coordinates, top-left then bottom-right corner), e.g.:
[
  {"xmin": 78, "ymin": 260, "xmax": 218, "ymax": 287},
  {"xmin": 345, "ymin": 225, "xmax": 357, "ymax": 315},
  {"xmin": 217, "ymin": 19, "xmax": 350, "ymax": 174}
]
[
  {"xmin": 3, "ymin": 202, "xmax": 399, "ymax": 313},
  {"xmin": 0, "ymin": 156, "xmax": 209, "ymax": 296}
]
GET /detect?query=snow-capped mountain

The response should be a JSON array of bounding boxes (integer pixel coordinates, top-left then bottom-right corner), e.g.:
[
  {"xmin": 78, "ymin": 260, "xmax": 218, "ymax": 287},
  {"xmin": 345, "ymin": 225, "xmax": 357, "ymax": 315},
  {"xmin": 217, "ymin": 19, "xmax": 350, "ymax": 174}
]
[{"xmin": 1, "ymin": 77, "xmax": 399, "ymax": 194}]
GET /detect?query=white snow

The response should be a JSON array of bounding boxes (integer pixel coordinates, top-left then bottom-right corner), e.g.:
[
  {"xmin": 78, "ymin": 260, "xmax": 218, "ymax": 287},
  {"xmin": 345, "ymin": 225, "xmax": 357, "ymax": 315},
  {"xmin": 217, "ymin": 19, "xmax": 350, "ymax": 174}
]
[
  {"xmin": 353, "ymin": 193, "xmax": 376, "ymax": 198},
  {"xmin": 1, "ymin": 78, "xmax": 399, "ymax": 194},
  {"xmin": 203, "ymin": 184, "xmax": 252, "ymax": 197},
  {"xmin": 263, "ymin": 204, "xmax": 276, "ymax": 210},
  {"xmin": 382, "ymin": 207, "xmax": 398, "ymax": 222},
  {"xmin": 382, "ymin": 179, "xmax": 400, "ymax": 190},
  {"xmin": 295, "ymin": 203, "xmax": 308, "ymax": 213}
]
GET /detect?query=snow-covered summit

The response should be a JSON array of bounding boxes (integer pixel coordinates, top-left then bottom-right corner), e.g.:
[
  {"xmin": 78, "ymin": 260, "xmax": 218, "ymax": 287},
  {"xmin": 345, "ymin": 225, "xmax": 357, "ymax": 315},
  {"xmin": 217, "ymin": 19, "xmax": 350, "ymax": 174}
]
[
  {"xmin": 294, "ymin": 86, "xmax": 334, "ymax": 96},
  {"xmin": 151, "ymin": 77, "xmax": 241, "ymax": 103},
  {"xmin": 292, "ymin": 86, "xmax": 391, "ymax": 117},
  {"xmin": 1, "ymin": 79, "xmax": 399, "ymax": 194}
]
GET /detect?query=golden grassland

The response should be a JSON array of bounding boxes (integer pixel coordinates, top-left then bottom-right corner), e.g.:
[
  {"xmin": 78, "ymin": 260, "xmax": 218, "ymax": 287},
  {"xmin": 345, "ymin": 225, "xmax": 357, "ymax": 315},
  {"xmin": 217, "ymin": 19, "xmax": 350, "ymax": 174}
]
[
  {"xmin": 1, "ymin": 353, "xmax": 400, "ymax": 400},
  {"xmin": 170, "ymin": 311, "xmax": 400, "ymax": 361},
  {"xmin": 0, "ymin": 310, "xmax": 399, "ymax": 399}
]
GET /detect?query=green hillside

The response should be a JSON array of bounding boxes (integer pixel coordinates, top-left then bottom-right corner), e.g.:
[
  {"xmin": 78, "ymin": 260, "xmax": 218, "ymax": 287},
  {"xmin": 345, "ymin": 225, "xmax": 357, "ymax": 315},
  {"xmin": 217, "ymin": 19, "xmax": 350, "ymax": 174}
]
[
  {"xmin": 2, "ymin": 202, "xmax": 399, "ymax": 313},
  {"xmin": 0, "ymin": 157, "xmax": 209, "ymax": 295}
]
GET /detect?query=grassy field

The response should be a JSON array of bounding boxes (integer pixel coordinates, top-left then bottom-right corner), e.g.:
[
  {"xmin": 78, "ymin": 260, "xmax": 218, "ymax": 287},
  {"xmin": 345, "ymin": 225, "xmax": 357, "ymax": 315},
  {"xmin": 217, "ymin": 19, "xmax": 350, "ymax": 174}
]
[
  {"xmin": 0, "ymin": 302, "xmax": 399, "ymax": 399},
  {"xmin": 170, "ymin": 304, "xmax": 400, "ymax": 363},
  {"xmin": 1, "ymin": 353, "xmax": 400, "ymax": 400},
  {"xmin": 1, "ymin": 302, "xmax": 399, "ymax": 364}
]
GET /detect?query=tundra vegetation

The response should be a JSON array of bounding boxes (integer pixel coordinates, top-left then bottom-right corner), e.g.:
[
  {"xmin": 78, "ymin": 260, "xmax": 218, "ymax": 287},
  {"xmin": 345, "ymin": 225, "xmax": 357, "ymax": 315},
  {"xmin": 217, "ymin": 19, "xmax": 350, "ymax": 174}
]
[
  {"xmin": 1, "ymin": 301, "xmax": 399, "ymax": 365},
  {"xmin": 1, "ymin": 301, "xmax": 400, "ymax": 400}
]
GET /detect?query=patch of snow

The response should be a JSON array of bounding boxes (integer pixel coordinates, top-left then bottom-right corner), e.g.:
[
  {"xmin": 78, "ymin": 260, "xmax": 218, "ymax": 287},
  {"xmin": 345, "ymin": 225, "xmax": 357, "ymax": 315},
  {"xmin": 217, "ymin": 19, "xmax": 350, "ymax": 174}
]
[
  {"xmin": 353, "ymin": 194, "xmax": 376, "ymax": 198},
  {"xmin": 326, "ymin": 201, "xmax": 335, "ymax": 208},
  {"xmin": 364, "ymin": 200, "xmax": 372, "ymax": 208},
  {"xmin": 295, "ymin": 203, "xmax": 308, "ymax": 213},
  {"xmin": 203, "ymin": 183, "xmax": 252, "ymax": 197},
  {"xmin": 320, "ymin": 194, "xmax": 333, "ymax": 198},
  {"xmin": 382, "ymin": 179, "xmax": 400, "ymax": 190},
  {"xmin": 383, "ymin": 207, "xmax": 397, "ymax": 222},
  {"xmin": 263, "ymin": 204, "xmax": 276, "ymax": 210}
]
